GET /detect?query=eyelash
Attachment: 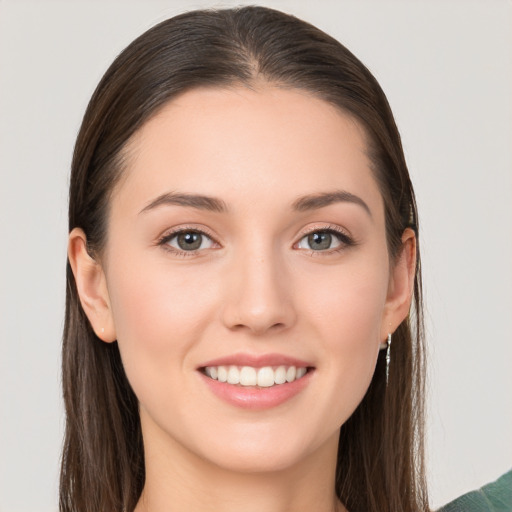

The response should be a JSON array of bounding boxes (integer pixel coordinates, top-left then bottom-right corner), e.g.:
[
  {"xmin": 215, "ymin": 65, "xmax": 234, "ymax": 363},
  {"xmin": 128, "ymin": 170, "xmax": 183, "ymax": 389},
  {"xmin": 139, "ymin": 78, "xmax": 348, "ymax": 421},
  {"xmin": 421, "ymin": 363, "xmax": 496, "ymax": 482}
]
[
  {"xmin": 157, "ymin": 225, "xmax": 218, "ymax": 258},
  {"xmin": 157, "ymin": 224, "xmax": 356, "ymax": 257},
  {"xmin": 296, "ymin": 225, "xmax": 356, "ymax": 256}
]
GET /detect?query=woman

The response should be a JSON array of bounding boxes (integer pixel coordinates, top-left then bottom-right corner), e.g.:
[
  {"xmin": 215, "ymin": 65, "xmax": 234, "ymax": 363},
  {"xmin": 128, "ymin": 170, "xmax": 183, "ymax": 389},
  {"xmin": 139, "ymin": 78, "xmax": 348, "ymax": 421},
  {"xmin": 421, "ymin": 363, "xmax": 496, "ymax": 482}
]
[{"xmin": 62, "ymin": 6, "xmax": 425, "ymax": 512}]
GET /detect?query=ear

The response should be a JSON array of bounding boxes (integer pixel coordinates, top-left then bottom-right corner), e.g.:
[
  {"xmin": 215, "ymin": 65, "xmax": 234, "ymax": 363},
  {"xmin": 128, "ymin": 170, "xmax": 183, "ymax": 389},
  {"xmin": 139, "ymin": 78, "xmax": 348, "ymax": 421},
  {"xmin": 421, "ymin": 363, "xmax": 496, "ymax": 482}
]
[
  {"xmin": 380, "ymin": 228, "xmax": 417, "ymax": 340},
  {"xmin": 68, "ymin": 227, "xmax": 116, "ymax": 342}
]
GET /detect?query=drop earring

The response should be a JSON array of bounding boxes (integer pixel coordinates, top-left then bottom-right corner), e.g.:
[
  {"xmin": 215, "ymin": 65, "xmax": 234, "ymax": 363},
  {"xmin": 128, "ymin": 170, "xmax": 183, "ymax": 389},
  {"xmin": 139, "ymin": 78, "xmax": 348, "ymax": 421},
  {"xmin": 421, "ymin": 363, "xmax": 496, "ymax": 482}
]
[
  {"xmin": 379, "ymin": 333, "xmax": 392, "ymax": 386},
  {"xmin": 385, "ymin": 333, "xmax": 391, "ymax": 385}
]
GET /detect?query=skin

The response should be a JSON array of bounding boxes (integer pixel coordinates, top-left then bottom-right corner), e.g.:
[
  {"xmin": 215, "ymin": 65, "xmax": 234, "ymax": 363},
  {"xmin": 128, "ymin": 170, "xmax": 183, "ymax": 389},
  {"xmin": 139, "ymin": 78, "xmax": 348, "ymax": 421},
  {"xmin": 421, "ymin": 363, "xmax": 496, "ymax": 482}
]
[{"xmin": 69, "ymin": 86, "xmax": 416, "ymax": 512}]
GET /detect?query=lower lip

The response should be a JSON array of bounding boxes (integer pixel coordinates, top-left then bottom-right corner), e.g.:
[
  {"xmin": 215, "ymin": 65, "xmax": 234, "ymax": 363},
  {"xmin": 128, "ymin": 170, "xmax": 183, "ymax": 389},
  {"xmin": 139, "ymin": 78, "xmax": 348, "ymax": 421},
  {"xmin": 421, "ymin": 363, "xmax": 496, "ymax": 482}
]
[{"xmin": 199, "ymin": 370, "xmax": 314, "ymax": 410}]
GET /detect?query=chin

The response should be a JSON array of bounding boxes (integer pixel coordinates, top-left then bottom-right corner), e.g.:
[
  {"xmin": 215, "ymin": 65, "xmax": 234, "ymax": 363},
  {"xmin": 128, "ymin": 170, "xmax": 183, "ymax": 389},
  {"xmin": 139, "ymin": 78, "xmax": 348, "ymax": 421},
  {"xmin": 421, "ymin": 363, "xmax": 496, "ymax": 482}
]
[
  {"xmin": 204, "ymin": 445, "xmax": 314, "ymax": 475},
  {"xmin": 188, "ymin": 422, "xmax": 339, "ymax": 475}
]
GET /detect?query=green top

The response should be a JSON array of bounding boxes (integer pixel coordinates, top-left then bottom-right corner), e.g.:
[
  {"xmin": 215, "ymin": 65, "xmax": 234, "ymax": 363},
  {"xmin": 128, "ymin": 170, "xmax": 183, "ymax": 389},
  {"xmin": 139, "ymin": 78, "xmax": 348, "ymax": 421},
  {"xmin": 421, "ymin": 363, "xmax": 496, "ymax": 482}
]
[{"xmin": 438, "ymin": 470, "xmax": 512, "ymax": 512}]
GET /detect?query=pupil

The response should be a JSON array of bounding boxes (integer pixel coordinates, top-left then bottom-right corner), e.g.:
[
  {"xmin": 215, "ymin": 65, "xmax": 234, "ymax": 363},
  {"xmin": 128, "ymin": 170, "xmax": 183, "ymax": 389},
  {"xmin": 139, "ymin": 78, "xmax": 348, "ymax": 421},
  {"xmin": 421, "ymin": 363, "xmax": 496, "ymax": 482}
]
[
  {"xmin": 178, "ymin": 232, "xmax": 202, "ymax": 250},
  {"xmin": 308, "ymin": 232, "xmax": 331, "ymax": 250}
]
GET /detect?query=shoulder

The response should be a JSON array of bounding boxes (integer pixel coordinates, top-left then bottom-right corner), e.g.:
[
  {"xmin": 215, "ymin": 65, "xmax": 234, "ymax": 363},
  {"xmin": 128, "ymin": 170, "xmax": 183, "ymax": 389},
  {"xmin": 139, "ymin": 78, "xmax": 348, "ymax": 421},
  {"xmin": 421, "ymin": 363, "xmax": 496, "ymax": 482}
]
[{"xmin": 437, "ymin": 470, "xmax": 512, "ymax": 512}]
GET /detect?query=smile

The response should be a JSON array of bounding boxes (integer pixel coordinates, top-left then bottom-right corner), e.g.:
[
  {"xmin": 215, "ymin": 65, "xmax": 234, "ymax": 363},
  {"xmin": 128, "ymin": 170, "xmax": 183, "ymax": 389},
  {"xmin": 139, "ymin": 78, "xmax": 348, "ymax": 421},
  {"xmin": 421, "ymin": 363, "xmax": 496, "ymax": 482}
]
[
  {"xmin": 203, "ymin": 365, "xmax": 309, "ymax": 387},
  {"xmin": 198, "ymin": 353, "xmax": 315, "ymax": 409}
]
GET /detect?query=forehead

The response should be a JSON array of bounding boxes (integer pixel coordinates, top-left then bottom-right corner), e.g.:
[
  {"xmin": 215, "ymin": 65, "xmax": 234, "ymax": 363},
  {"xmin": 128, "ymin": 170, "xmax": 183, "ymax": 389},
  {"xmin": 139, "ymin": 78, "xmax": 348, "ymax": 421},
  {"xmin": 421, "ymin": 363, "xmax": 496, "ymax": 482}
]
[{"xmin": 114, "ymin": 86, "xmax": 382, "ymax": 217}]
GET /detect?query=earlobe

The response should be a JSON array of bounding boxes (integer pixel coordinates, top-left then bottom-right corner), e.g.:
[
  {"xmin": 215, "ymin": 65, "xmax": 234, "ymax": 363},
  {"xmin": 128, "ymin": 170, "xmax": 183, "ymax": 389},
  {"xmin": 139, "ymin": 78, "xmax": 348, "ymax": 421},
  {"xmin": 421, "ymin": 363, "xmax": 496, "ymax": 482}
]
[
  {"xmin": 68, "ymin": 228, "xmax": 116, "ymax": 343},
  {"xmin": 381, "ymin": 228, "xmax": 417, "ymax": 339}
]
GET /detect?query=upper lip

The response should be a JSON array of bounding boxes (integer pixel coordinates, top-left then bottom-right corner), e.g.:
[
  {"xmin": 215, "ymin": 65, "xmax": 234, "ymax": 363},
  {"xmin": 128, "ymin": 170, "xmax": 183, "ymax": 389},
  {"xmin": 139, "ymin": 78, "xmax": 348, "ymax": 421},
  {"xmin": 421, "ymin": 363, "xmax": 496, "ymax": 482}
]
[{"xmin": 198, "ymin": 353, "xmax": 313, "ymax": 369}]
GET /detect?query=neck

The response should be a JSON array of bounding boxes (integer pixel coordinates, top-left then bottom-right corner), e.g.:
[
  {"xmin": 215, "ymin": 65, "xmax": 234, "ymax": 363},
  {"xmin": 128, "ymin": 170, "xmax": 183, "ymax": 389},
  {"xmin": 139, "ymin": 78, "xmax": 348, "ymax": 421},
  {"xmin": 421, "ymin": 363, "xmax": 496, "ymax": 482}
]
[{"xmin": 135, "ymin": 421, "xmax": 346, "ymax": 512}]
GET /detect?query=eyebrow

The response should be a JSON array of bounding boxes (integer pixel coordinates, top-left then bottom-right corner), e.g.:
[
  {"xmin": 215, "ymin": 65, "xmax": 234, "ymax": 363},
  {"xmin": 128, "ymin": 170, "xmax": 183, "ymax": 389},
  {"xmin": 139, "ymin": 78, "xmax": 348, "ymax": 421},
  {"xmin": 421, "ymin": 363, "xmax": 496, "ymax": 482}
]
[
  {"xmin": 139, "ymin": 189, "xmax": 371, "ymax": 217},
  {"xmin": 292, "ymin": 190, "xmax": 372, "ymax": 217},
  {"xmin": 139, "ymin": 192, "xmax": 228, "ymax": 214}
]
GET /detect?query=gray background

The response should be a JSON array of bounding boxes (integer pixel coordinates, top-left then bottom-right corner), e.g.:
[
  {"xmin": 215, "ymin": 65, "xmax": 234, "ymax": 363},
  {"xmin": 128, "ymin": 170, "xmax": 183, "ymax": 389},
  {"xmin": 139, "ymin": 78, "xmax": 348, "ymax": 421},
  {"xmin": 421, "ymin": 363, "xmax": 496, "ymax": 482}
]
[{"xmin": 0, "ymin": 1, "xmax": 511, "ymax": 510}]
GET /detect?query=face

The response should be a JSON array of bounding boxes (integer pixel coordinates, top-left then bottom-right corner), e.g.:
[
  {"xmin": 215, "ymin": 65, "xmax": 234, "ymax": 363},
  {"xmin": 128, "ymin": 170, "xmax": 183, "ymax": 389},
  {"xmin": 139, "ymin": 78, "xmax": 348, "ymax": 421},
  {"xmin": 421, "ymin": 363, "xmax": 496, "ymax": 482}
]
[{"xmin": 88, "ymin": 86, "xmax": 408, "ymax": 473}]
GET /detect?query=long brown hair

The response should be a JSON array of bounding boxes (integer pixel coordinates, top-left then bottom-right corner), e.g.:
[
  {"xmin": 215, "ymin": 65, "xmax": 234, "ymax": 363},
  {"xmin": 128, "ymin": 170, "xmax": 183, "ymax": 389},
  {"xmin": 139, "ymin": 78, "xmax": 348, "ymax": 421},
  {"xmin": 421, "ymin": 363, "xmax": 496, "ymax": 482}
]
[{"xmin": 61, "ymin": 6, "xmax": 428, "ymax": 512}]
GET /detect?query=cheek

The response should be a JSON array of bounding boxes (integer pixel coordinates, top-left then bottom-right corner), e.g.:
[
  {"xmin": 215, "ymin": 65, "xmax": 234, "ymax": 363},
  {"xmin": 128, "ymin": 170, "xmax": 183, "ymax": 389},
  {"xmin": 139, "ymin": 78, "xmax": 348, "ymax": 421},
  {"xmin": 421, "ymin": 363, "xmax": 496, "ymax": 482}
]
[
  {"xmin": 105, "ymin": 253, "xmax": 219, "ymax": 392},
  {"xmin": 299, "ymin": 253, "xmax": 389, "ymax": 343},
  {"xmin": 296, "ymin": 254, "xmax": 389, "ymax": 411}
]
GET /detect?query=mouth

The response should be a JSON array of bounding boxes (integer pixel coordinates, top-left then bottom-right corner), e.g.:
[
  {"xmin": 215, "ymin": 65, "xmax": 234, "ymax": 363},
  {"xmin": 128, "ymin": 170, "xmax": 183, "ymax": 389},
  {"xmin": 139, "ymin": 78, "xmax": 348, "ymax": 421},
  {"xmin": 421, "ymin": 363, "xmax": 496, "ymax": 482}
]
[
  {"xmin": 197, "ymin": 355, "xmax": 315, "ymax": 409},
  {"xmin": 200, "ymin": 364, "xmax": 313, "ymax": 388}
]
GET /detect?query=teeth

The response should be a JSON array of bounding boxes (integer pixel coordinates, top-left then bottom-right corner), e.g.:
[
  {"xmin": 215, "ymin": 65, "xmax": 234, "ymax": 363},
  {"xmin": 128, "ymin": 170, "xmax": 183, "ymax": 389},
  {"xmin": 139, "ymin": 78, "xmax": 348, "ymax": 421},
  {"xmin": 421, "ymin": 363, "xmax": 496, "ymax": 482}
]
[
  {"xmin": 204, "ymin": 365, "xmax": 308, "ymax": 387},
  {"xmin": 296, "ymin": 367, "xmax": 307, "ymax": 379},
  {"xmin": 240, "ymin": 366, "xmax": 257, "ymax": 386},
  {"xmin": 217, "ymin": 366, "xmax": 228, "ymax": 383},
  {"xmin": 257, "ymin": 367, "xmax": 274, "ymax": 387},
  {"xmin": 227, "ymin": 366, "xmax": 240, "ymax": 384},
  {"xmin": 286, "ymin": 366, "xmax": 296, "ymax": 382},
  {"xmin": 274, "ymin": 366, "xmax": 287, "ymax": 385}
]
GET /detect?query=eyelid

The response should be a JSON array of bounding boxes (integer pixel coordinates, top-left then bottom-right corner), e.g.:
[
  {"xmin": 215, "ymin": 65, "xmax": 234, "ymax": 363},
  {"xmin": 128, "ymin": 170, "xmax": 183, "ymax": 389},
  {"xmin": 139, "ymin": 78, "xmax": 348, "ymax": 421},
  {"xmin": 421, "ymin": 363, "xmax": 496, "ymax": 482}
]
[
  {"xmin": 156, "ymin": 222, "xmax": 355, "ymax": 257},
  {"xmin": 293, "ymin": 223, "xmax": 355, "ymax": 252},
  {"xmin": 296, "ymin": 223, "xmax": 352, "ymax": 239},
  {"xmin": 157, "ymin": 225, "xmax": 221, "ymax": 256}
]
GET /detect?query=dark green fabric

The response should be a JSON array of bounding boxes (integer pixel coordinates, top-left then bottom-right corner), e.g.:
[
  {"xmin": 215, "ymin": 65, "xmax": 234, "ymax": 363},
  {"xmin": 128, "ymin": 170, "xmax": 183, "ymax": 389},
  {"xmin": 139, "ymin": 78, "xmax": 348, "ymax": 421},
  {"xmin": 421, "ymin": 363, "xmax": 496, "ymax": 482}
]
[{"xmin": 438, "ymin": 470, "xmax": 512, "ymax": 512}]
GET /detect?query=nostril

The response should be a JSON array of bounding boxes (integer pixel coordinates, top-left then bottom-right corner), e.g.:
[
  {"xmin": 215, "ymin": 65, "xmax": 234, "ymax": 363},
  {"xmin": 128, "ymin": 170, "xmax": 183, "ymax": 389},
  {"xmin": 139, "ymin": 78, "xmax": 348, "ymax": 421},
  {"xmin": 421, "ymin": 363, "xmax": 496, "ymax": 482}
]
[{"xmin": 228, "ymin": 321, "xmax": 287, "ymax": 335}]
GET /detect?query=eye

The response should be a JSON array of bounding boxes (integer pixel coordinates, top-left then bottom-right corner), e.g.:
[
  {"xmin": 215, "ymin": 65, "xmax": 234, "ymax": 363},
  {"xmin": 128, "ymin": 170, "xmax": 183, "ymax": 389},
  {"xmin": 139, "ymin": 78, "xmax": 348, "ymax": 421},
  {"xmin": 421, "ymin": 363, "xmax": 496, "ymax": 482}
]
[
  {"xmin": 296, "ymin": 228, "xmax": 352, "ymax": 252},
  {"xmin": 161, "ymin": 229, "xmax": 215, "ymax": 252}
]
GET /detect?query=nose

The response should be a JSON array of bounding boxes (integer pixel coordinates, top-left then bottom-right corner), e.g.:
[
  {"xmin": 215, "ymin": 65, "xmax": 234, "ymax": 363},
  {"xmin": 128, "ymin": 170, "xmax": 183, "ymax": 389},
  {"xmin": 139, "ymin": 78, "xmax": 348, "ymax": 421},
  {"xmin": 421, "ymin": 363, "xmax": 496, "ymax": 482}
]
[{"xmin": 220, "ymin": 245, "xmax": 296, "ymax": 335}]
